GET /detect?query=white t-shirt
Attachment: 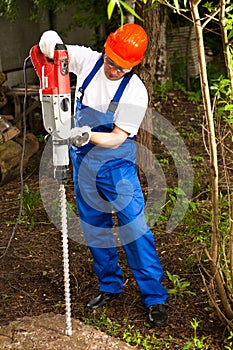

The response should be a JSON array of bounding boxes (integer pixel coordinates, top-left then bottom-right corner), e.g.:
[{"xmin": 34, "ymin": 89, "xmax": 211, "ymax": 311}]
[{"xmin": 68, "ymin": 45, "xmax": 148, "ymax": 137}]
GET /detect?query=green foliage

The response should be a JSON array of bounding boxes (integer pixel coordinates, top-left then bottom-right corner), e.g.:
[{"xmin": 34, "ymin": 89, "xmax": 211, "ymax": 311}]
[
  {"xmin": 182, "ymin": 318, "xmax": 207, "ymax": 350},
  {"xmin": 154, "ymin": 186, "xmax": 192, "ymax": 230},
  {"xmin": 66, "ymin": 0, "xmax": 111, "ymax": 49},
  {"xmin": 172, "ymin": 82, "xmax": 202, "ymax": 102},
  {"xmin": 83, "ymin": 311, "xmax": 214, "ymax": 349},
  {"xmin": 225, "ymin": 4, "xmax": 233, "ymax": 41},
  {"xmin": 0, "ymin": 0, "xmax": 67, "ymax": 21},
  {"xmin": 29, "ymin": 0, "xmax": 67, "ymax": 18},
  {"xmin": 19, "ymin": 184, "xmax": 42, "ymax": 229},
  {"xmin": 1, "ymin": 293, "xmax": 9, "ymax": 299},
  {"xmin": 154, "ymin": 81, "xmax": 202, "ymax": 103},
  {"xmin": 211, "ymin": 75, "xmax": 233, "ymax": 122},
  {"xmin": 6, "ymin": 184, "xmax": 43, "ymax": 230},
  {"xmin": 36, "ymin": 134, "xmax": 46, "ymax": 143},
  {"xmin": 0, "ymin": 0, "xmax": 18, "ymax": 20},
  {"xmin": 83, "ymin": 311, "xmax": 173, "ymax": 349},
  {"xmin": 211, "ymin": 76, "xmax": 232, "ymax": 102},
  {"xmin": 153, "ymin": 80, "xmax": 174, "ymax": 101},
  {"xmin": 224, "ymin": 331, "xmax": 233, "ymax": 350},
  {"xmin": 122, "ymin": 322, "xmax": 144, "ymax": 346},
  {"xmin": 20, "ymin": 184, "xmax": 42, "ymax": 229},
  {"xmin": 145, "ymin": 200, "xmax": 163, "ymax": 228},
  {"xmin": 107, "ymin": 0, "xmax": 142, "ymax": 25},
  {"xmin": 53, "ymin": 300, "xmax": 65, "ymax": 308},
  {"xmin": 169, "ymin": 51, "xmax": 187, "ymax": 86},
  {"xmin": 202, "ymin": 2, "xmax": 216, "ymax": 13},
  {"xmin": 166, "ymin": 271, "xmax": 196, "ymax": 298},
  {"xmin": 0, "ymin": 0, "xmax": 120, "ymax": 49},
  {"xmin": 83, "ymin": 309, "xmax": 121, "ymax": 336}
]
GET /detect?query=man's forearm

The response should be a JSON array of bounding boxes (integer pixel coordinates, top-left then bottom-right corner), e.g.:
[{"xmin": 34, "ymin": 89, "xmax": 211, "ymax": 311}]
[{"xmin": 90, "ymin": 127, "xmax": 129, "ymax": 149}]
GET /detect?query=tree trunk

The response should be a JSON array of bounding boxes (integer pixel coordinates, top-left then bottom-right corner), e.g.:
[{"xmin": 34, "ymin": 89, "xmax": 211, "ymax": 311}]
[
  {"xmin": 135, "ymin": 1, "xmax": 164, "ymax": 172},
  {"xmin": 219, "ymin": 0, "xmax": 233, "ymax": 92},
  {"xmin": 155, "ymin": 8, "xmax": 169, "ymax": 84},
  {"xmin": 219, "ymin": 0, "xmax": 233, "ymax": 314},
  {"xmin": 124, "ymin": 0, "xmax": 135, "ymax": 23},
  {"xmin": 189, "ymin": 0, "xmax": 219, "ymax": 261}
]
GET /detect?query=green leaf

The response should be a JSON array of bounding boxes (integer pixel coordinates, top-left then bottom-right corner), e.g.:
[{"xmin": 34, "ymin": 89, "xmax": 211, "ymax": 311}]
[
  {"xmin": 173, "ymin": 0, "xmax": 180, "ymax": 14},
  {"xmin": 107, "ymin": 0, "xmax": 116, "ymax": 20},
  {"xmin": 202, "ymin": 1, "xmax": 214, "ymax": 13},
  {"xmin": 166, "ymin": 270, "xmax": 173, "ymax": 280},
  {"xmin": 228, "ymin": 28, "xmax": 233, "ymax": 41},
  {"xmin": 118, "ymin": 4, "xmax": 125, "ymax": 26},
  {"xmin": 118, "ymin": 0, "xmax": 143, "ymax": 21},
  {"xmin": 180, "ymin": 281, "xmax": 190, "ymax": 288},
  {"xmin": 168, "ymin": 288, "xmax": 178, "ymax": 294},
  {"xmin": 224, "ymin": 104, "xmax": 233, "ymax": 111},
  {"xmin": 225, "ymin": 5, "xmax": 233, "ymax": 13}
]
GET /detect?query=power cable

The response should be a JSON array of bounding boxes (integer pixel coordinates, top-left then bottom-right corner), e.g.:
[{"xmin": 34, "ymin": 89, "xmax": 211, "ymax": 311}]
[{"xmin": 0, "ymin": 56, "xmax": 30, "ymax": 259}]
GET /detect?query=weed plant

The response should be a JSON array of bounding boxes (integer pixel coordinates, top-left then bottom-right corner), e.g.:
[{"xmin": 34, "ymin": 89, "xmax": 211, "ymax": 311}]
[{"xmin": 6, "ymin": 183, "xmax": 43, "ymax": 230}]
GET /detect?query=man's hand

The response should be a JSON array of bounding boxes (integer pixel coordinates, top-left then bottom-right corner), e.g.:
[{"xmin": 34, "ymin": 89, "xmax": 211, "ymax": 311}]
[
  {"xmin": 70, "ymin": 126, "xmax": 92, "ymax": 147},
  {"xmin": 39, "ymin": 30, "xmax": 63, "ymax": 59}
]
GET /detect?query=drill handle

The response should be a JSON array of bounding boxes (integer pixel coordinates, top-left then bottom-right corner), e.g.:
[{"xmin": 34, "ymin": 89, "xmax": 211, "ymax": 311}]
[
  {"xmin": 30, "ymin": 44, "xmax": 70, "ymax": 95},
  {"xmin": 30, "ymin": 45, "xmax": 53, "ymax": 89}
]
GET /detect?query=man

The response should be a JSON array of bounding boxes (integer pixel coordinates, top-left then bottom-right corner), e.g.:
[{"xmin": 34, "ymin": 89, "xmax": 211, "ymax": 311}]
[{"xmin": 39, "ymin": 23, "xmax": 168, "ymax": 327}]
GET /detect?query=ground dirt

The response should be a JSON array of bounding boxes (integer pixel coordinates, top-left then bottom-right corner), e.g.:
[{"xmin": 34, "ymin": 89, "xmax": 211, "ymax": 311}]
[{"xmin": 0, "ymin": 90, "xmax": 230, "ymax": 349}]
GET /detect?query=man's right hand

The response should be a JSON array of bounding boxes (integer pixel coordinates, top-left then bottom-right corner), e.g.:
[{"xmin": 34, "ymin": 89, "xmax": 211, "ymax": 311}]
[{"xmin": 39, "ymin": 30, "xmax": 63, "ymax": 59}]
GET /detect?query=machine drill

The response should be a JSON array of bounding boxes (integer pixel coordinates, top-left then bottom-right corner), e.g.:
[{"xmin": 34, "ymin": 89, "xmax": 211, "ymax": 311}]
[{"xmin": 30, "ymin": 42, "xmax": 80, "ymax": 336}]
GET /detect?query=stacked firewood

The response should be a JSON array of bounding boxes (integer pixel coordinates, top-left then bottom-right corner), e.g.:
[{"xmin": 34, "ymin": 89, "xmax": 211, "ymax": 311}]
[
  {"xmin": 0, "ymin": 72, "xmax": 39, "ymax": 185},
  {"xmin": 0, "ymin": 72, "xmax": 20, "ymax": 142},
  {"xmin": 0, "ymin": 72, "xmax": 8, "ymax": 108}
]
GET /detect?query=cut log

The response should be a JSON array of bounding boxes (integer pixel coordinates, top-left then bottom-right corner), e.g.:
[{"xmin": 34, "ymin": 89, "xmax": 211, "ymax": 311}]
[
  {"xmin": 0, "ymin": 133, "xmax": 39, "ymax": 185},
  {"xmin": 6, "ymin": 86, "xmax": 40, "ymax": 131},
  {"xmin": 1, "ymin": 114, "xmax": 14, "ymax": 121},
  {"xmin": 0, "ymin": 72, "xmax": 7, "ymax": 85},
  {"xmin": 0, "ymin": 90, "xmax": 7, "ymax": 109},
  {"xmin": 0, "ymin": 140, "xmax": 22, "ymax": 185},
  {"xmin": 0, "ymin": 116, "xmax": 20, "ymax": 144}
]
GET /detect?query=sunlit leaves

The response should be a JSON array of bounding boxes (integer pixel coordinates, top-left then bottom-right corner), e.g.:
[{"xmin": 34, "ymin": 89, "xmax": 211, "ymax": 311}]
[
  {"xmin": 107, "ymin": 0, "xmax": 117, "ymax": 19},
  {"xmin": 118, "ymin": 0, "xmax": 143, "ymax": 20},
  {"xmin": 0, "ymin": 0, "xmax": 17, "ymax": 20},
  {"xmin": 107, "ymin": 0, "xmax": 143, "ymax": 23}
]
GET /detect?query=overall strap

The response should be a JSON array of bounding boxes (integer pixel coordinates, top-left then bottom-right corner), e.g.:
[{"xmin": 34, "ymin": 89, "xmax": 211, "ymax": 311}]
[
  {"xmin": 77, "ymin": 56, "xmax": 104, "ymax": 103},
  {"xmin": 108, "ymin": 73, "xmax": 132, "ymax": 113}
]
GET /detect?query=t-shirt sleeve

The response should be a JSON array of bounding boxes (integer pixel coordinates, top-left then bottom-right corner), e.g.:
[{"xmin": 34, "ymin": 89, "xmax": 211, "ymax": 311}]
[
  {"xmin": 114, "ymin": 76, "xmax": 148, "ymax": 137},
  {"xmin": 67, "ymin": 45, "xmax": 100, "ymax": 75}
]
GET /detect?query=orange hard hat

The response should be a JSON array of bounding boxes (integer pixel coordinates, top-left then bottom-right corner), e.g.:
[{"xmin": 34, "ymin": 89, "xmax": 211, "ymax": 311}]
[{"xmin": 105, "ymin": 23, "xmax": 148, "ymax": 69}]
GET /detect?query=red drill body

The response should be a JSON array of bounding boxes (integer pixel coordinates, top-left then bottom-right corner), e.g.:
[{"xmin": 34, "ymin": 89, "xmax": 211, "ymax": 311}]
[
  {"xmin": 30, "ymin": 44, "xmax": 70, "ymax": 95},
  {"xmin": 30, "ymin": 43, "xmax": 71, "ymax": 183}
]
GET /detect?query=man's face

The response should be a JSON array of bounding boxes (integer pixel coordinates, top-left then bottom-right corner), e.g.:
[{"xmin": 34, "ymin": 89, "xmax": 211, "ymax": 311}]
[{"xmin": 103, "ymin": 55, "xmax": 132, "ymax": 80}]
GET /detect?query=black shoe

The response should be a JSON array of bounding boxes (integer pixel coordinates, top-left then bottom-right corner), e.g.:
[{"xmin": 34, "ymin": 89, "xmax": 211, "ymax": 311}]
[
  {"xmin": 86, "ymin": 292, "xmax": 121, "ymax": 310},
  {"xmin": 148, "ymin": 304, "xmax": 168, "ymax": 327}
]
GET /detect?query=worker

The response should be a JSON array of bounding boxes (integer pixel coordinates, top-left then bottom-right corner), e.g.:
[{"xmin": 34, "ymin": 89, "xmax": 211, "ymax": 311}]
[{"xmin": 39, "ymin": 23, "xmax": 168, "ymax": 327}]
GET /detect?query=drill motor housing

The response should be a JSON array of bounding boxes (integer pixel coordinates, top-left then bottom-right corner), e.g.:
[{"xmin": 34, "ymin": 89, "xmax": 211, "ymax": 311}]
[{"xmin": 30, "ymin": 43, "xmax": 71, "ymax": 183}]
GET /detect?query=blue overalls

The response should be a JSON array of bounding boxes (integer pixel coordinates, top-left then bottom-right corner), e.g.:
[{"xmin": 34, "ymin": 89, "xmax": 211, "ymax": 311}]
[{"xmin": 70, "ymin": 56, "xmax": 168, "ymax": 307}]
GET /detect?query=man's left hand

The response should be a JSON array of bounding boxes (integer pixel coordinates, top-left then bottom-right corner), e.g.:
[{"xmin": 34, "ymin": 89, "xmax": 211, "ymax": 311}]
[{"xmin": 70, "ymin": 126, "xmax": 92, "ymax": 147}]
